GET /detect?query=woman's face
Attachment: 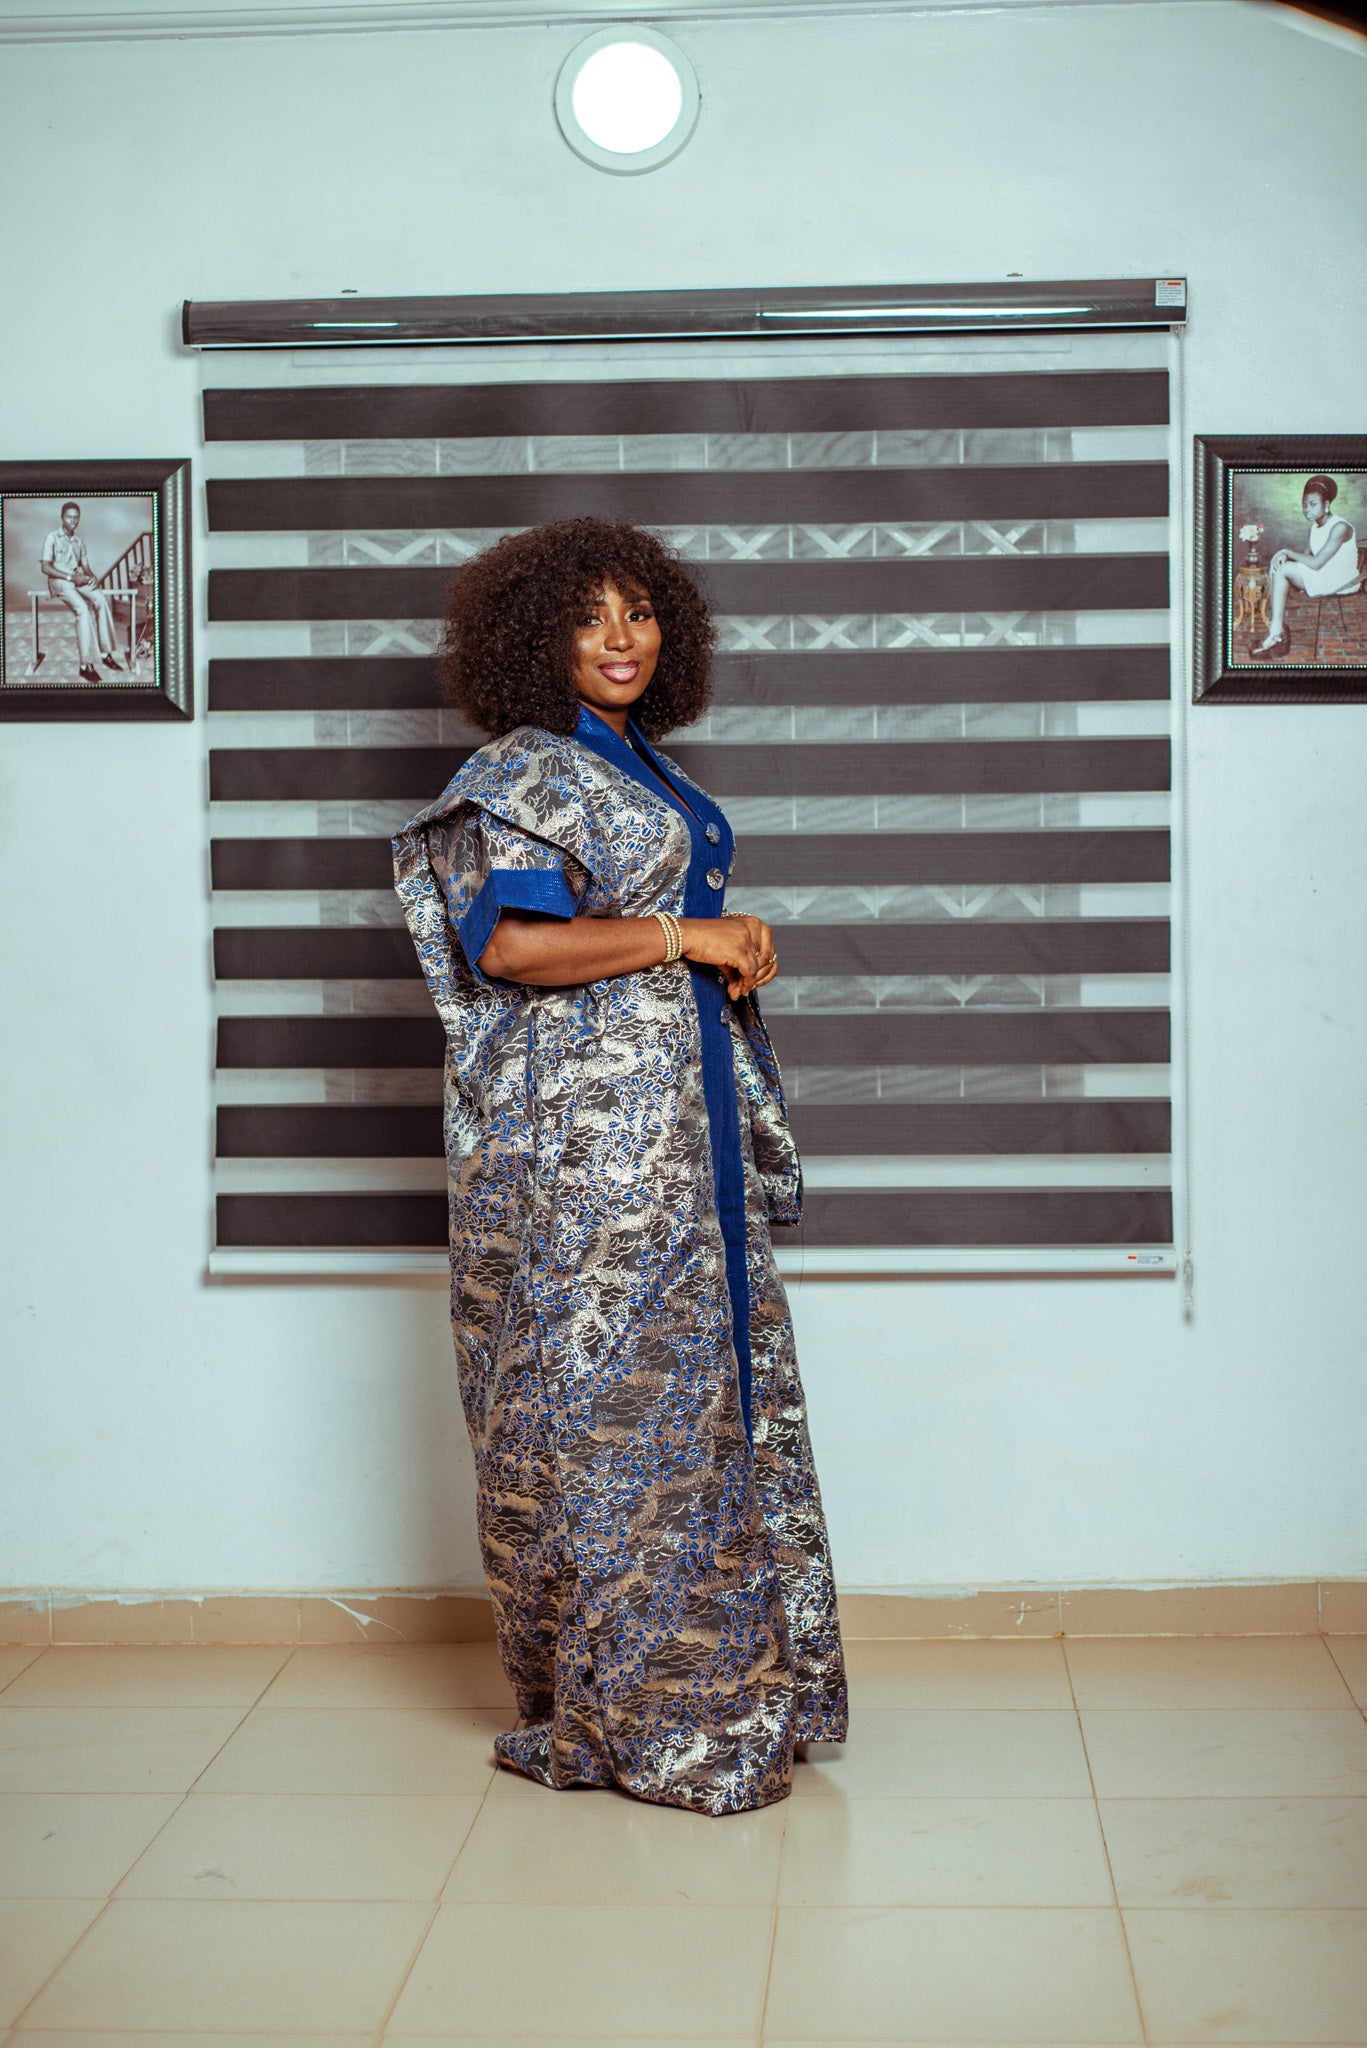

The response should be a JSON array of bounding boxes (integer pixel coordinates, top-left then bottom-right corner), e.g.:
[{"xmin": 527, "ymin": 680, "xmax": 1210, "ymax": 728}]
[
  {"xmin": 570, "ymin": 577, "xmax": 661, "ymax": 727},
  {"xmin": 1303, "ymin": 492, "xmax": 1327, "ymax": 523}
]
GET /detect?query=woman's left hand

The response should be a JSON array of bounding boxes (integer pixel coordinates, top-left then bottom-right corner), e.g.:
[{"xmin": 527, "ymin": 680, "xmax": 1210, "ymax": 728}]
[
  {"xmin": 723, "ymin": 912, "xmax": 780, "ymax": 998},
  {"xmin": 679, "ymin": 912, "xmax": 779, "ymax": 1000}
]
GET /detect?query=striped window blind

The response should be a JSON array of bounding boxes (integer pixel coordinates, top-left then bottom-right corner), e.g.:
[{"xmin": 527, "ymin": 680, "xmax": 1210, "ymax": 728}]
[{"xmin": 205, "ymin": 333, "xmax": 1175, "ymax": 1274}]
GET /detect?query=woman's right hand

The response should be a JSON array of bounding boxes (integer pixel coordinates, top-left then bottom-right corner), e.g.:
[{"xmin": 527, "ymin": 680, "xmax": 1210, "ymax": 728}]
[{"xmin": 678, "ymin": 914, "xmax": 778, "ymax": 1001}]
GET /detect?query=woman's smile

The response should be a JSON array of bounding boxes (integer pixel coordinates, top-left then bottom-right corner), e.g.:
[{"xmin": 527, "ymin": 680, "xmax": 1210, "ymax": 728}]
[{"xmin": 571, "ymin": 577, "xmax": 662, "ymax": 734}]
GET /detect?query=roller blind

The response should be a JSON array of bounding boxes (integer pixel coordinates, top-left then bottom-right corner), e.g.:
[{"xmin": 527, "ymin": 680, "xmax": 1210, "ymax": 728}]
[{"xmin": 204, "ymin": 332, "xmax": 1175, "ymax": 1273}]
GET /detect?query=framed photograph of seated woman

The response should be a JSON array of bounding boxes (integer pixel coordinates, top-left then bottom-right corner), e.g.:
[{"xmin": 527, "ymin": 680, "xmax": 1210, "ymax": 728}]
[
  {"xmin": 1194, "ymin": 435, "xmax": 1367, "ymax": 703},
  {"xmin": 0, "ymin": 458, "xmax": 191, "ymax": 719}
]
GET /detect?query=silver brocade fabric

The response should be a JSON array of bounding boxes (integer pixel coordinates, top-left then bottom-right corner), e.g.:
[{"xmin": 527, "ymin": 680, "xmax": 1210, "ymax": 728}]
[{"xmin": 392, "ymin": 722, "xmax": 848, "ymax": 1814}]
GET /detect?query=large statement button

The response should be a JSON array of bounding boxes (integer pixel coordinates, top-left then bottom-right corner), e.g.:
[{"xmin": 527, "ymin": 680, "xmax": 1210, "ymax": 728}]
[
  {"xmin": 705, "ymin": 823, "xmax": 721, "ymax": 844},
  {"xmin": 706, "ymin": 867, "xmax": 725, "ymax": 890}
]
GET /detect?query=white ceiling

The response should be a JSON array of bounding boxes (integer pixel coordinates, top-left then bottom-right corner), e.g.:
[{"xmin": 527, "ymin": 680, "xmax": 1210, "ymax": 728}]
[{"xmin": 0, "ymin": 0, "xmax": 1233, "ymax": 48}]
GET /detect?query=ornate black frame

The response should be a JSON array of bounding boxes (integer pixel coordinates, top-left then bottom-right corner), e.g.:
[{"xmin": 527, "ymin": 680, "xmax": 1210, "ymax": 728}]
[
  {"xmin": 0, "ymin": 458, "xmax": 192, "ymax": 720},
  {"xmin": 1193, "ymin": 434, "xmax": 1367, "ymax": 704}
]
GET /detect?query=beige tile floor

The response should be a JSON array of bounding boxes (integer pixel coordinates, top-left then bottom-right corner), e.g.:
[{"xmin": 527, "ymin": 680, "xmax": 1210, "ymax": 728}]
[{"xmin": 1, "ymin": 1634, "xmax": 1365, "ymax": 2044}]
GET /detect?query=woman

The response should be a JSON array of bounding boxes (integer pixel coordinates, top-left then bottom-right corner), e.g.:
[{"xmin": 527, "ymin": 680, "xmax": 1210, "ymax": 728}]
[
  {"xmin": 392, "ymin": 517, "xmax": 848, "ymax": 1815},
  {"xmin": 1251, "ymin": 474, "xmax": 1359, "ymax": 658}
]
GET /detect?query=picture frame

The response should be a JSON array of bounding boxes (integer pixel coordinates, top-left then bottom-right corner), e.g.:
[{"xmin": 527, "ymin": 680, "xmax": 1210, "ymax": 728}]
[
  {"xmin": 1193, "ymin": 435, "xmax": 1367, "ymax": 703},
  {"xmin": 0, "ymin": 458, "xmax": 192, "ymax": 719}
]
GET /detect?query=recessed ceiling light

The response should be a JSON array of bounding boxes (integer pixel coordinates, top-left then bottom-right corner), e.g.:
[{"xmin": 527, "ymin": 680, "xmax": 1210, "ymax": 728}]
[{"xmin": 555, "ymin": 27, "xmax": 700, "ymax": 175}]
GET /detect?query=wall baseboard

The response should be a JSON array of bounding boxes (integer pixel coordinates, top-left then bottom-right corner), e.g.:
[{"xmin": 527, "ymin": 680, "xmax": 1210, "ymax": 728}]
[{"xmin": 4, "ymin": 1580, "xmax": 1364, "ymax": 1644}]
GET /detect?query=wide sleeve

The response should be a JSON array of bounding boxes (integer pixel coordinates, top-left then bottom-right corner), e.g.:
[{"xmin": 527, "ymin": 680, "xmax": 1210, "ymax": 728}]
[{"xmin": 427, "ymin": 807, "xmax": 591, "ymax": 982}]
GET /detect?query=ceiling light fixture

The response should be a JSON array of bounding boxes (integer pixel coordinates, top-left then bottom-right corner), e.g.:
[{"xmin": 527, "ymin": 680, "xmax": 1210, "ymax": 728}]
[{"xmin": 554, "ymin": 27, "xmax": 700, "ymax": 175}]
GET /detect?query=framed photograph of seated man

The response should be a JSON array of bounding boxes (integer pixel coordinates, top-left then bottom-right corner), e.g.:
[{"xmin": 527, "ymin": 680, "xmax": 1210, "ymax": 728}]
[
  {"xmin": 0, "ymin": 458, "xmax": 191, "ymax": 719},
  {"xmin": 1194, "ymin": 435, "xmax": 1367, "ymax": 703}
]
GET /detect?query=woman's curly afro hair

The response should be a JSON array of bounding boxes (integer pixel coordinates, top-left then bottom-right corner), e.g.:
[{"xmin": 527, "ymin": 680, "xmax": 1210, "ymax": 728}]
[{"xmin": 439, "ymin": 516, "xmax": 716, "ymax": 740}]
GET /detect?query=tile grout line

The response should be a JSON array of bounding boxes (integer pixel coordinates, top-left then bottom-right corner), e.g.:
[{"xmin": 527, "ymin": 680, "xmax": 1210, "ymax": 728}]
[
  {"xmin": 98, "ymin": 1646, "xmax": 304, "ymax": 1907},
  {"xmin": 754, "ymin": 1783, "xmax": 790, "ymax": 2045},
  {"xmin": 369, "ymin": 1738, "xmax": 502, "ymax": 2042},
  {"xmin": 1309, "ymin": 1632, "xmax": 1365, "ymax": 1712},
  {"xmin": 27, "ymin": 1625, "xmax": 1359, "ymax": 1645},
  {"xmin": 11, "ymin": 1887, "xmax": 1364, "ymax": 1911},
  {"xmin": 1060, "ymin": 1633, "xmax": 1152, "ymax": 2048},
  {"xmin": 5, "ymin": 1891, "xmax": 119, "ymax": 2030},
  {"xmin": 7, "ymin": 1698, "xmax": 1363, "ymax": 1712},
  {"xmin": 2, "ymin": 1654, "xmax": 303, "ymax": 2034},
  {"xmin": 32, "ymin": 1697, "xmax": 1318, "ymax": 1711},
  {"xmin": 0, "ymin": 1645, "xmax": 46, "ymax": 1697},
  {"xmin": 8, "ymin": 1644, "xmax": 1364, "ymax": 2032},
  {"xmin": 1322, "ymin": 1636, "xmax": 1367, "ymax": 1728},
  {"xmin": 4, "ymin": 1658, "xmax": 507, "ymax": 2039}
]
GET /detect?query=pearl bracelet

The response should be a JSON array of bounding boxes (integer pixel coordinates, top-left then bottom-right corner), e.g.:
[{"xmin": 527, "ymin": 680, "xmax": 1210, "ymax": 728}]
[{"xmin": 651, "ymin": 909, "xmax": 683, "ymax": 966}]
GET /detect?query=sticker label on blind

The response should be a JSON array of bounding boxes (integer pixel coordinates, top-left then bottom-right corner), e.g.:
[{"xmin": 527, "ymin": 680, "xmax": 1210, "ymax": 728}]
[{"xmin": 1154, "ymin": 279, "xmax": 1186, "ymax": 308}]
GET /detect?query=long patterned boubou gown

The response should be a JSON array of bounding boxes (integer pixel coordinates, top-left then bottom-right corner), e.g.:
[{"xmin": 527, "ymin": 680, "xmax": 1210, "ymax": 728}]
[{"xmin": 392, "ymin": 701, "xmax": 847, "ymax": 1814}]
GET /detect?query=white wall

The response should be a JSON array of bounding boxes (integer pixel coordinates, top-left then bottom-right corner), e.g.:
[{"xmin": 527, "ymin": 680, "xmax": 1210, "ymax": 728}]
[{"xmin": 2, "ymin": 0, "xmax": 1365, "ymax": 1594}]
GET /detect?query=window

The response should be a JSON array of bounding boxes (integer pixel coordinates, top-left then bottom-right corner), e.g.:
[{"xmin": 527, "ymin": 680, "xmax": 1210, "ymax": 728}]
[{"xmin": 202, "ymin": 321, "xmax": 1177, "ymax": 1275}]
